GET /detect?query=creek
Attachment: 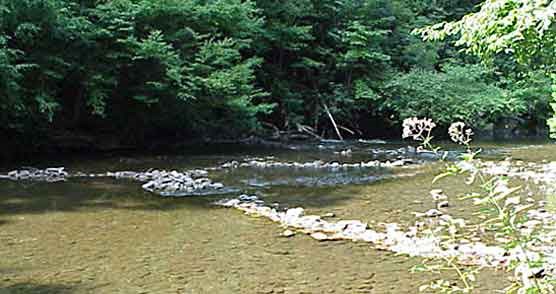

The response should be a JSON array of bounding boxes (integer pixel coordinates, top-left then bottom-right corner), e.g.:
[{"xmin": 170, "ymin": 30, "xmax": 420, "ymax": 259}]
[{"xmin": 0, "ymin": 140, "xmax": 553, "ymax": 293}]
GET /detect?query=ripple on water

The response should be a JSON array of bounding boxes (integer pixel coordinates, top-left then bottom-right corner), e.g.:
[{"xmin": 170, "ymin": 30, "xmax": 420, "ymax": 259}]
[{"xmin": 0, "ymin": 141, "xmax": 541, "ymax": 293}]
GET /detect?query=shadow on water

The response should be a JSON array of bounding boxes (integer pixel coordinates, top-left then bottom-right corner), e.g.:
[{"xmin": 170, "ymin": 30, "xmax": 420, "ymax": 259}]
[
  {"xmin": 0, "ymin": 179, "xmax": 209, "ymax": 217},
  {"xmin": 0, "ymin": 179, "xmax": 358, "ymax": 217},
  {"xmin": 0, "ymin": 165, "xmax": 386, "ymax": 217},
  {"xmin": 0, "ymin": 283, "xmax": 76, "ymax": 294}
]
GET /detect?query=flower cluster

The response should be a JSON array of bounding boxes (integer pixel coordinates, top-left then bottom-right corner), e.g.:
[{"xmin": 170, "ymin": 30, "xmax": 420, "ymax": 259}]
[
  {"xmin": 404, "ymin": 118, "xmax": 553, "ymax": 294},
  {"xmin": 448, "ymin": 122, "xmax": 473, "ymax": 146},
  {"xmin": 402, "ymin": 117, "xmax": 436, "ymax": 141}
]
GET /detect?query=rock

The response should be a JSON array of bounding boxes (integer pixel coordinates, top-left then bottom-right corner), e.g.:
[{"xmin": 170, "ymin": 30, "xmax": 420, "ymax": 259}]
[
  {"xmin": 216, "ymin": 194, "xmax": 556, "ymax": 275},
  {"xmin": 281, "ymin": 230, "xmax": 295, "ymax": 238},
  {"xmin": 322, "ymin": 212, "xmax": 336, "ymax": 218},
  {"xmin": 310, "ymin": 232, "xmax": 329, "ymax": 241},
  {"xmin": 239, "ymin": 195, "xmax": 259, "ymax": 202},
  {"xmin": 339, "ymin": 149, "xmax": 352, "ymax": 156},
  {"xmin": 1, "ymin": 166, "xmax": 232, "ymax": 197},
  {"xmin": 220, "ymin": 158, "xmax": 414, "ymax": 171},
  {"xmin": 437, "ymin": 201, "xmax": 450, "ymax": 209},
  {"xmin": 358, "ymin": 139, "xmax": 387, "ymax": 144},
  {"xmin": 4, "ymin": 167, "xmax": 68, "ymax": 182},
  {"xmin": 283, "ymin": 208, "xmax": 305, "ymax": 224},
  {"xmin": 214, "ymin": 199, "xmax": 240, "ymax": 207},
  {"xmin": 413, "ymin": 209, "xmax": 443, "ymax": 218},
  {"xmin": 388, "ymin": 160, "xmax": 405, "ymax": 167},
  {"xmin": 430, "ymin": 189, "xmax": 448, "ymax": 201},
  {"xmin": 337, "ymin": 220, "xmax": 368, "ymax": 239},
  {"xmin": 134, "ymin": 169, "xmax": 229, "ymax": 196}
]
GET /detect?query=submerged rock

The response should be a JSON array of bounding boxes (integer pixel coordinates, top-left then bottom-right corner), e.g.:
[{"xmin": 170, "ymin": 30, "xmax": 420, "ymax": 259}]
[{"xmin": 242, "ymin": 174, "xmax": 381, "ymax": 188}]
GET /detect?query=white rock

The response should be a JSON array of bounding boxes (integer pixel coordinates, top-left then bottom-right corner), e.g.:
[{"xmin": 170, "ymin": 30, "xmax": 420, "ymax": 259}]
[
  {"xmin": 430, "ymin": 189, "xmax": 448, "ymax": 201},
  {"xmin": 281, "ymin": 230, "xmax": 296, "ymax": 237},
  {"xmin": 310, "ymin": 232, "xmax": 329, "ymax": 241}
]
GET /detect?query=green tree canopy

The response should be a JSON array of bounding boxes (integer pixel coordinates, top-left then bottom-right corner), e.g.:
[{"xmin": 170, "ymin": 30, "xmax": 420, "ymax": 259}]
[{"xmin": 414, "ymin": 0, "xmax": 556, "ymax": 67}]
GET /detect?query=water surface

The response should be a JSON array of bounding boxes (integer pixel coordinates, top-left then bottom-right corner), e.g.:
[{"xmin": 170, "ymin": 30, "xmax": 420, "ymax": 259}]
[{"xmin": 1, "ymin": 141, "xmax": 553, "ymax": 293}]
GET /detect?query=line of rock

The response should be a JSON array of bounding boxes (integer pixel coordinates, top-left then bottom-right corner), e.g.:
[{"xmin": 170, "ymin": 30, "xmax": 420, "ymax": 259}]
[
  {"xmin": 215, "ymin": 195, "xmax": 556, "ymax": 277},
  {"xmin": 221, "ymin": 158, "xmax": 414, "ymax": 170},
  {"xmin": 0, "ymin": 167, "xmax": 69, "ymax": 182},
  {"xmin": 0, "ymin": 168, "xmax": 230, "ymax": 197}
]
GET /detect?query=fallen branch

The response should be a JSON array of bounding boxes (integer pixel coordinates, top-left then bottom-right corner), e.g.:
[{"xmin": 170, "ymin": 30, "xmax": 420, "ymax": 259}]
[
  {"xmin": 296, "ymin": 123, "xmax": 322, "ymax": 139},
  {"xmin": 338, "ymin": 125, "xmax": 355, "ymax": 135},
  {"xmin": 323, "ymin": 103, "xmax": 343, "ymax": 141}
]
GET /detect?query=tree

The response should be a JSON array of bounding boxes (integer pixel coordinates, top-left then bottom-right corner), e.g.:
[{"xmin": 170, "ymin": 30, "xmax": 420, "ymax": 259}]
[
  {"xmin": 383, "ymin": 64, "xmax": 512, "ymax": 127},
  {"xmin": 0, "ymin": 0, "xmax": 272, "ymax": 144},
  {"xmin": 414, "ymin": 0, "xmax": 556, "ymax": 66},
  {"xmin": 3, "ymin": 0, "xmax": 544, "ymax": 155},
  {"xmin": 414, "ymin": 0, "xmax": 556, "ymax": 137}
]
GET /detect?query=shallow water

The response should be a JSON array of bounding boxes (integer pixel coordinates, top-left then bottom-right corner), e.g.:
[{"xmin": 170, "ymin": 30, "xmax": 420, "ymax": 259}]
[{"xmin": 0, "ymin": 141, "xmax": 553, "ymax": 293}]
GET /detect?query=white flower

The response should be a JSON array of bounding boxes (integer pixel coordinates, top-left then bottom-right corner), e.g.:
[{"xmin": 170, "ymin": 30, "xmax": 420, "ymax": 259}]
[
  {"xmin": 402, "ymin": 117, "xmax": 436, "ymax": 141},
  {"xmin": 448, "ymin": 122, "xmax": 474, "ymax": 145}
]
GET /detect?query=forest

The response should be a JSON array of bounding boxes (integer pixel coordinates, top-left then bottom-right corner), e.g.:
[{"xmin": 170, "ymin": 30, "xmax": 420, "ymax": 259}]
[{"xmin": 1, "ymin": 0, "xmax": 554, "ymax": 158}]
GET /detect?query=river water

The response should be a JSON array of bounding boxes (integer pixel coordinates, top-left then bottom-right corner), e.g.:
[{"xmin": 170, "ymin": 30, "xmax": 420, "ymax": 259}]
[{"xmin": 0, "ymin": 141, "xmax": 553, "ymax": 293}]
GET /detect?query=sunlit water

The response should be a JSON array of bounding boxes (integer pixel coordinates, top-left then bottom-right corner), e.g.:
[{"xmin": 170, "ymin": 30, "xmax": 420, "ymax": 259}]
[{"xmin": 1, "ymin": 141, "xmax": 554, "ymax": 293}]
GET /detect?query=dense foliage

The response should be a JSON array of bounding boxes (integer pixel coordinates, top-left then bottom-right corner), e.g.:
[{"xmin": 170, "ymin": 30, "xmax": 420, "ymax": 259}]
[
  {"xmin": 415, "ymin": 0, "xmax": 555, "ymax": 66},
  {"xmin": 0, "ymin": 0, "xmax": 553, "ymax": 154},
  {"xmin": 416, "ymin": 0, "xmax": 555, "ymax": 136},
  {"xmin": 1, "ymin": 0, "xmax": 271, "ymax": 147},
  {"xmin": 384, "ymin": 65, "xmax": 508, "ymax": 126}
]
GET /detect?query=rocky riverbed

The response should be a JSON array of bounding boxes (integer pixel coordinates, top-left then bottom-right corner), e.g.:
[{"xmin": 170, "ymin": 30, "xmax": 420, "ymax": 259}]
[
  {"xmin": 1, "ymin": 141, "xmax": 554, "ymax": 293},
  {"xmin": 0, "ymin": 153, "xmax": 422, "ymax": 196},
  {"xmin": 215, "ymin": 194, "xmax": 556, "ymax": 277}
]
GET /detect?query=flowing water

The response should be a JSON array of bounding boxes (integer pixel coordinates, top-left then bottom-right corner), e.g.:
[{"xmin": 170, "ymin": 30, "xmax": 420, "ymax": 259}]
[{"xmin": 0, "ymin": 141, "xmax": 554, "ymax": 293}]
